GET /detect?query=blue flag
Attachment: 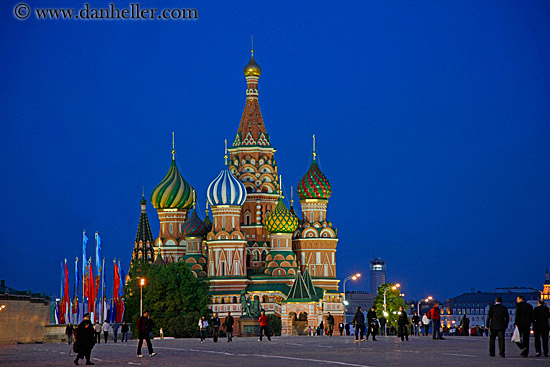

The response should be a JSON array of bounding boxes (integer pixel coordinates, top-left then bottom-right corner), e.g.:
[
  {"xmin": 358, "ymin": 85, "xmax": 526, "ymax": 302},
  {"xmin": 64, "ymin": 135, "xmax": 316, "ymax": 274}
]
[
  {"xmin": 82, "ymin": 231, "xmax": 88, "ymax": 282},
  {"xmin": 95, "ymin": 232, "xmax": 101, "ymax": 275},
  {"xmin": 74, "ymin": 257, "xmax": 79, "ymax": 322},
  {"xmin": 118, "ymin": 259, "xmax": 125, "ymax": 291}
]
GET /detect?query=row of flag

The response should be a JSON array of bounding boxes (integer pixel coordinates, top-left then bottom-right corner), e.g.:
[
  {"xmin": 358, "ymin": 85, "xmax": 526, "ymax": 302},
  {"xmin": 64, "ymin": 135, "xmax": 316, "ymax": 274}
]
[{"xmin": 54, "ymin": 231, "xmax": 126, "ymax": 325}]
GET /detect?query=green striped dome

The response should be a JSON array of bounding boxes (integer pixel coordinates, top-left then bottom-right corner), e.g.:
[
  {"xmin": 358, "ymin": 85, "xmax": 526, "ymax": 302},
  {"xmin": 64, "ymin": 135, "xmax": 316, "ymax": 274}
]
[
  {"xmin": 151, "ymin": 158, "xmax": 194, "ymax": 209},
  {"xmin": 265, "ymin": 197, "xmax": 299, "ymax": 234}
]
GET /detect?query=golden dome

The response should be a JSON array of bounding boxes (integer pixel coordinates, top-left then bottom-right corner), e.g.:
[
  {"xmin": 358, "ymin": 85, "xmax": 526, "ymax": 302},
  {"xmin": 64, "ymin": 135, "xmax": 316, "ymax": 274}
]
[{"xmin": 243, "ymin": 52, "xmax": 262, "ymax": 77}]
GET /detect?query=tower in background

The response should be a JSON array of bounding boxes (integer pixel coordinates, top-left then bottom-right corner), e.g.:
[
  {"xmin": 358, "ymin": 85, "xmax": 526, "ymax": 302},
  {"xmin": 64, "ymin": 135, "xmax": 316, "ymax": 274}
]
[{"xmin": 369, "ymin": 258, "xmax": 386, "ymax": 294}]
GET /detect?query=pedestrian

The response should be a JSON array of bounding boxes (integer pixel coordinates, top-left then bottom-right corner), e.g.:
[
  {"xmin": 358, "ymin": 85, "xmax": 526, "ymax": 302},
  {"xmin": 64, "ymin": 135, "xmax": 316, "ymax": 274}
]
[
  {"xmin": 258, "ymin": 310, "xmax": 271, "ymax": 341},
  {"xmin": 198, "ymin": 315, "xmax": 208, "ymax": 343},
  {"xmin": 93, "ymin": 322, "xmax": 101, "ymax": 344},
  {"xmin": 460, "ymin": 315, "xmax": 470, "ymax": 336},
  {"xmin": 319, "ymin": 321, "xmax": 324, "ymax": 336},
  {"xmin": 515, "ymin": 295, "xmax": 534, "ymax": 357},
  {"xmin": 366, "ymin": 306, "xmax": 378, "ymax": 341},
  {"xmin": 212, "ymin": 312, "xmax": 221, "ymax": 343},
  {"xmin": 224, "ymin": 311, "xmax": 234, "ymax": 342},
  {"xmin": 338, "ymin": 322, "xmax": 344, "ymax": 336},
  {"xmin": 73, "ymin": 313, "xmax": 95, "ymax": 366},
  {"xmin": 121, "ymin": 321, "xmax": 129, "ymax": 342},
  {"xmin": 136, "ymin": 311, "xmax": 156, "ymax": 358},
  {"xmin": 426, "ymin": 301, "xmax": 444, "ymax": 340},
  {"xmin": 112, "ymin": 321, "xmax": 119, "ymax": 343},
  {"xmin": 533, "ymin": 299, "xmax": 549, "ymax": 357},
  {"xmin": 486, "ymin": 296, "xmax": 509, "ymax": 357},
  {"xmin": 422, "ymin": 314, "xmax": 430, "ymax": 336},
  {"xmin": 66, "ymin": 323, "xmax": 74, "ymax": 344},
  {"xmin": 411, "ymin": 313, "xmax": 420, "ymax": 336},
  {"xmin": 379, "ymin": 315, "xmax": 387, "ymax": 336},
  {"xmin": 147, "ymin": 316, "xmax": 154, "ymax": 340},
  {"xmin": 352, "ymin": 306, "xmax": 365, "ymax": 342},
  {"xmin": 102, "ymin": 320, "xmax": 110, "ymax": 343},
  {"xmin": 326, "ymin": 312, "xmax": 335, "ymax": 336},
  {"xmin": 397, "ymin": 306, "xmax": 410, "ymax": 341},
  {"xmin": 345, "ymin": 322, "xmax": 350, "ymax": 336}
]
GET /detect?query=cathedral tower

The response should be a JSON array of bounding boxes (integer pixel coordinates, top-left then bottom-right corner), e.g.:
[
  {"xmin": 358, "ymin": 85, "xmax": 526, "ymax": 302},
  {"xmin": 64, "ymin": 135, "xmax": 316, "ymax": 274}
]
[
  {"xmin": 150, "ymin": 135, "xmax": 195, "ymax": 263},
  {"xmin": 293, "ymin": 136, "xmax": 339, "ymax": 290},
  {"xmin": 132, "ymin": 194, "xmax": 155, "ymax": 263},
  {"xmin": 227, "ymin": 49, "xmax": 279, "ymax": 271}
]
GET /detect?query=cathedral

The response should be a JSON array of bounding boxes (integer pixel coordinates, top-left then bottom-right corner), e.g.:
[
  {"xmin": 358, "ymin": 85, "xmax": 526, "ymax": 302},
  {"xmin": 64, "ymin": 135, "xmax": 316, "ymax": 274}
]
[{"xmin": 131, "ymin": 49, "xmax": 344, "ymax": 335}]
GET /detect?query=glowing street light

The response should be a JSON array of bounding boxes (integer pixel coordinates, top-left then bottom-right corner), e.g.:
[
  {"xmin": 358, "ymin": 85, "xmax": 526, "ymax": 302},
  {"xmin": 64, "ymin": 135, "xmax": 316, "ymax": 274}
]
[
  {"xmin": 140, "ymin": 278, "xmax": 146, "ymax": 316},
  {"xmin": 417, "ymin": 296, "xmax": 433, "ymax": 315},
  {"xmin": 342, "ymin": 273, "xmax": 361, "ymax": 323}
]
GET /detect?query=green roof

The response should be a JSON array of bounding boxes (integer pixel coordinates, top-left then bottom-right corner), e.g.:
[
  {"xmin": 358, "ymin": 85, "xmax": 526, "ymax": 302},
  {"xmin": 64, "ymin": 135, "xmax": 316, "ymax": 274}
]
[
  {"xmin": 285, "ymin": 270, "xmax": 319, "ymax": 302},
  {"xmin": 246, "ymin": 283, "xmax": 290, "ymax": 294}
]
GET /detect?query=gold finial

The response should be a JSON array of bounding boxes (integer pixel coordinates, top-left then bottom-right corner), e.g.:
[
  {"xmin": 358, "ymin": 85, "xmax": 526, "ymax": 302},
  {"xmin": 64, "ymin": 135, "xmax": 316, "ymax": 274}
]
[
  {"xmin": 279, "ymin": 175, "xmax": 283, "ymax": 198},
  {"xmin": 205, "ymin": 199, "xmax": 209, "ymax": 214},
  {"xmin": 313, "ymin": 134, "xmax": 316, "ymax": 160},
  {"xmin": 290, "ymin": 186, "xmax": 294, "ymax": 206},
  {"xmin": 172, "ymin": 132, "xmax": 175, "ymax": 159},
  {"xmin": 251, "ymin": 35, "xmax": 254, "ymax": 56},
  {"xmin": 224, "ymin": 139, "xmax": 228, "ymax": 165},
  {"xmin": 142, "ymin": 186, "xmax": 145, "ymax": 197},
  {"xmin": 192, "ymin": 190, "xmax": 196, "ymax": 208}
]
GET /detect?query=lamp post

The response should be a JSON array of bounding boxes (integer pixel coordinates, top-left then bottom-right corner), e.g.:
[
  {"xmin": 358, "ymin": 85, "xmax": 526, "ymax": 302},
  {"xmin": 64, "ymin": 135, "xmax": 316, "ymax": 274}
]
[
  {"xmin": 140, "ymin": 278, "xmax": 145, "ymax": 316},
  {"xmin": 383, "ymin": 283, "xmax": 400, "ymax": 336},
  {"xmin": 417, "ymin": 296, "xmax": 433, "ymax": 316},
  {"xmin": 342, "ymin": 273, "xmax": 361, "ymax": 323}
]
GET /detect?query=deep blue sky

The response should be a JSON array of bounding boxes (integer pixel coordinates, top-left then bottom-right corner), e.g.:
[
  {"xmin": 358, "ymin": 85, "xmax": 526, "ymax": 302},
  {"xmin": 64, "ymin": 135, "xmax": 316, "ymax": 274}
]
[{"xmin": 1, "ymin": 0, "xmax": 549, "ymax": 302}]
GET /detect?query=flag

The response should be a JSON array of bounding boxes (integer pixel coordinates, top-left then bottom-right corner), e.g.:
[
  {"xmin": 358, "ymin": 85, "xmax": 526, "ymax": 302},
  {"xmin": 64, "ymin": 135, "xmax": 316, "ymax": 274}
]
[
  {"xmin": 74, "ymin": 257, "xmax": 79, "ymax": 322},
  {"xmin": 118, "ymin": 259, "xmax": 125, "ymax": 293},
  {"xmin": 82, "ymin": 232, "xmax": 88, "ymax": 284},
  {"xmin": 87, "ymin": 258, "xmax": 95, "ymax": 317},
  {"xmin": 95, "ymin": 232, "xmax": 101, "ymax": 275},
  {"xmin": 54, "ymin": 301, "xmax": 60, "ymax": 324},
  {"xmin": 103, "ymin": 297, "xmax": 108, "ymax": 323},
  {"xmin": 64, "ymin": 259, "xmax": 70, "ymax": 324},
  {"xmin": 113, "ymin": 260, "xmax": 120, "ymax": 300},
  {"xmin": 109, "ymin": 298, "xmax": 116, "ymax": 323},
  {"xmin": 117, "ymin": 299, "xmax": 125, "ymax": 323}
]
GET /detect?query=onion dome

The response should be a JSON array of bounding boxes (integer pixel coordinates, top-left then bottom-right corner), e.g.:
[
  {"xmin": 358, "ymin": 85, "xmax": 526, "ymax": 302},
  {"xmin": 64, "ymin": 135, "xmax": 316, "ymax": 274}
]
[
  {"xmin": 207, "ymin": 167, "xmax": 247, "ymax": 207},
  {"xmin": 265, "ymin": 197, "xmax": 299, "ymax": 234},
  {"xmin": 243, "ymin": 52, "xmax": 262, "ymax": 77},
  {"xmin": 182, "ymin": 209, "xmax": 208, "ymax": 237},
  {"xmin": 297, "ymin": 159, "xmax": 332, "ymax": 200},
  {"xmin": 151, "ymin": 157, "xmax": 194, "ymax": 209}
]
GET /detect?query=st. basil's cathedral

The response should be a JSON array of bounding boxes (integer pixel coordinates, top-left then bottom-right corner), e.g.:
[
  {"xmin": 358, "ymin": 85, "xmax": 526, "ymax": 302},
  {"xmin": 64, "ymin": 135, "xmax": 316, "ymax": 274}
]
[{"xmin": 131, "ymin": 50, "xmax": 344, "ymax": 335}]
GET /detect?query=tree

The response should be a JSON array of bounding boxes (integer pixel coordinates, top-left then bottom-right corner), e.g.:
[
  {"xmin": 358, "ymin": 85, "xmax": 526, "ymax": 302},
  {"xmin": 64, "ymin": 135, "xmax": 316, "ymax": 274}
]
[
  {"xmin": 124, "ymin": 259, "xmax": 210, "ymax": 338},
  {"xmin": 373, "ymin": 283, "xmax": 406, "ymax": 330}
]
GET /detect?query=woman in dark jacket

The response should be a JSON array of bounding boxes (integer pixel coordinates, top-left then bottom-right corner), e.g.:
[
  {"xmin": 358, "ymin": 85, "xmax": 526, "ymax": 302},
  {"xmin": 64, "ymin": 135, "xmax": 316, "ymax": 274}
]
[
  {"xmin": 352, "ymin": 306, "xmax": 365, "ymax": 341},
  {"xmin": 397, "ymin": 306, "xmax": 410, "ymax": 341},
  {"xmin": 73, "ymin": 313, "xmax": 95, "ymax": 365}
]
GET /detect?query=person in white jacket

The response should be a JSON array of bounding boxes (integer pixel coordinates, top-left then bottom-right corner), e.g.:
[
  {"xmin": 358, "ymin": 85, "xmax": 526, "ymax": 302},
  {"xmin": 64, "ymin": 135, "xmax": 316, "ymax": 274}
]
[{"xmin": 198, "ymin": 316, "xmax": 209, "ymax": 343}]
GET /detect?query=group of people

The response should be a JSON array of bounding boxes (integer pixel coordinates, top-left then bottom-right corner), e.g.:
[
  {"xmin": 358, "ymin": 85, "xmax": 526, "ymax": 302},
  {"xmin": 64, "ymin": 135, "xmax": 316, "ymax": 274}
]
[
  {"xmin": 198, "ymin": 310, "xmax": 271, "ymax": 343},
  {"xmin": 66, "ymin": 320, "xmax": 130, "ymax": 346},
  {"xmin": 349, "ymin": 305, "xmax": 412, "ymax": 342},
  {"xmin": 486, "ymin": 296, "xmax": 549, "ymax": 358}
]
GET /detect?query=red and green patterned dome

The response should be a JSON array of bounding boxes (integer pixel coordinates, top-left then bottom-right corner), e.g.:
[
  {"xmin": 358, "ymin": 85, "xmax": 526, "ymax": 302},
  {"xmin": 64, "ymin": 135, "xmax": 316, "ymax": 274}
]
[
  {"xmin": 265, "ymin": 197, "xmax": 299, "ymax": 234},
  {"xmin": 297, "ymin": 159, "xmax": 332, "ymax": 200}
]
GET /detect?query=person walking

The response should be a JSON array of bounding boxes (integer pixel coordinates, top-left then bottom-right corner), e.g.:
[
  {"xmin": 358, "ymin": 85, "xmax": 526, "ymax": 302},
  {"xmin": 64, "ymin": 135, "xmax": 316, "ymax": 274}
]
[
  {"xmin": 258, "ymin": 311, "xmax": 271, "ymax": 341},
  {"xmin": 326, "ymin": 312, "xmax": 335, "ymax": 336},
  {"xmin": 73, "ymin": 313, "xmax": 95, "ymax": 366},
  {"xmin": 224, "ymin": 311, "xmax": 234, "ymax": 342},
  {"xmin": 112, "ymin": 321, "xmax": 119, "ymax": 343},
  {"xmin": 319, "ymin": 321, "xmax": 324, "ymax": 336},
  {"xmin": 533, "ymin": 299, "xmax": 549, "ymax": 357},
  {"xmin": 379, "ymin": 315, "xmax": 387, "ymax": 336},
  {"xmin": 102, "ymin": 321, "xmax": 110, "ymax": 343},
  {"xmin": 427, "ymin": 301, "xmax": 444, "ymax": 340},
  {"xmin": 212, "ymin": 313, "xmax": 221, "ymax": 343},
  {"xmin": 397, "ymin": 306, "xmax": 410, "ymax": 341},
  {"xmin": 338, "ymin": 322, "xmax": 344, "ymax": 336},
  {"xmin": 121, "ymin": 321, "xmax": 129, "ymax": 342},
  {"xmin": 345, "ymin": 322, "xmax": 350, "ymax": 336},
  {"xmin": 66, "ymin": 323, "xmax": 74, "ymax": 344},
  {"xmin": 198, "ymin": 315, "xmax": 208, "ymax": 343},
  {"xmin": 93, "ymin": 322, "xmax": 101, "ymax": 344},
  {"xmin": 515, "ymin": 295, "xmax": 534, "ymax": 357},
  {"xmin": 460, "ymin": 315, "xmax": 470, "ymax": 336},
  {"xmin": 366, "ymin": 306, "xmax": 378, "ymax": 341},
  {"xmin": 136, "ymin": 311, "xmax": 156, "ymax": 358},
  {"xmin": 486, "ymin": 297, "xmax": 509, "ymax": 358},
  {"xmin": 411, "ymin": 313, "xmax": 420, "ymax": 336},
  {"xmin": 352, "ymin": 306, "xmax": 365, "ymax": 342}
]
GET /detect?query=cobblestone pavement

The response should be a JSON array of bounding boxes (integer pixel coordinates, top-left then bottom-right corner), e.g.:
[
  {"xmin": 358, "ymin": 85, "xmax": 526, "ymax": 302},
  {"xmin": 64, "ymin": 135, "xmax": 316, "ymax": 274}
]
[{"xmin": 0, "ymin": 335, "xmax": 548, "ymax": 367}]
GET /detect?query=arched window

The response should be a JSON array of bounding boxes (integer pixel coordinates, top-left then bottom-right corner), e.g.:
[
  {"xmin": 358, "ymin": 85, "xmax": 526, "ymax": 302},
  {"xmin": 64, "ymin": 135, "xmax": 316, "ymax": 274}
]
[
  {"xmin": 169, "ymin": 223, "xmax": 173, "ymax": 234},
  {"xmin": 245, "ymin": 213, "xmax": 251, "ymax": 225},
  {"xmin": 253, "ymin": 251, "xmax": 259, "ymax": 261}
]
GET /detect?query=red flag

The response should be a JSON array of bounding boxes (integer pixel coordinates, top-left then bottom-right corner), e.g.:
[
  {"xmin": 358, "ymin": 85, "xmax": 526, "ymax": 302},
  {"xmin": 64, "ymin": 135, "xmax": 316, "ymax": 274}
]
[
  {"xmin": 88, "ymin": 261, "xmax": 95, "ymax": 314},
  {"xmin": 116, "ymin": 299, "xmax": 125, "ymax": 323},
  {"xmin": 64, "ymin": 260, "xmax": 70, "ymax": 322},
  {"xmin": 59, "ymin": 299, "xmax": 66, "ymax": 324},
  {"xmin": 113, "ymin": 261, "xmax": 120, "ymax": 300}
]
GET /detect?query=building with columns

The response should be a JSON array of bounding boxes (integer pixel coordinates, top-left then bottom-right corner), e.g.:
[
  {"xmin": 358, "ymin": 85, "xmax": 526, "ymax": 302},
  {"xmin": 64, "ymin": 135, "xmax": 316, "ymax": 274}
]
[{"xmin": 130, "ymin": 49, "xmax": 343, "ymax": 334}]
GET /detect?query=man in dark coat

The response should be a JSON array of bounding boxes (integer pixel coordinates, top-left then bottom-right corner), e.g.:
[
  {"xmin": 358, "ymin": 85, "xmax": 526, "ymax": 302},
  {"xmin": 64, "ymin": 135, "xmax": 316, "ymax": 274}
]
[
  {"xmin": 224, "ymin": 311, "xmax": 234, "ymax": 342},
  {"xmin": 379, "ymin": 315, "xmax": 387, "ymax": 336},
  {"xmin": 352, "ymin": 306, "xmax": 365, "ymax": 341},
  {"xmin": 211, "ymin": 313, "xmax": 221, "ymax": 343},
  {"xmin": 326, "ymin": 312, "xmax": 335, "ymax": 336},
  {"xmin": 366, "ymin": 306, "xmax": 378, "ymax": 341},
  {"xmin": 460, "ymin": 315, "xmax": 470, "ymax": 336},
  {"xmin": 486, "ymin": 296, "xmax": 509, "ymax": 357},
  {"xmin": 73, "ymin": 313, "xmax": 95, "ymax": 365},
  {"xmin": 515, "ymin": 295, "xmax": 534, "ymax": 357},
  {"xmin": 411, "ymin": 313, "xmax": 420, "ymax": 336},
  {"xmin": 136, "ymin": 311, "xmax": 156, "ymax": 358},
  {"xmin": 533, "ymin": 300, "xmax": 549, "ymax": 357}
]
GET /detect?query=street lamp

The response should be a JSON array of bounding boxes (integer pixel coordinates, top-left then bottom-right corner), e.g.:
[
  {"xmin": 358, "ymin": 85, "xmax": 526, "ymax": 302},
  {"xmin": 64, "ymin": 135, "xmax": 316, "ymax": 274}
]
[
  {"xmin": 383, "ymin": 284, "xmax": 400, "ymax": 336},
  {"xmin": 342, "ymin": 273, "xmax": 361, "ymax": 323},
  {"xmin": 417, "ymin": 296, "xmax": 432, "ymax": 316},
  {"xmin": 140, "ymin": 278, "xmax": 145, "ymax": 316}
]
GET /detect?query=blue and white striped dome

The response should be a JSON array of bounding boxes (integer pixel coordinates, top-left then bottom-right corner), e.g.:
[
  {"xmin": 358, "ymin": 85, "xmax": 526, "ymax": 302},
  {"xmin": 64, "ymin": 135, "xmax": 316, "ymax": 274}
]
[{"xmin": 207, "ymin": 168, "xmax": 247, "ymax": 206}]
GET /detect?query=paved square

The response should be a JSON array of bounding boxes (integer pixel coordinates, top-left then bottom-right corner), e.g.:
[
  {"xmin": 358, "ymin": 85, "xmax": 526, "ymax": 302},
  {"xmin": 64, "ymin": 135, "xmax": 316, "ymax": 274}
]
[{"xmin": 0, "ymin": 335, "xmax": 547, "ymax": 366}]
